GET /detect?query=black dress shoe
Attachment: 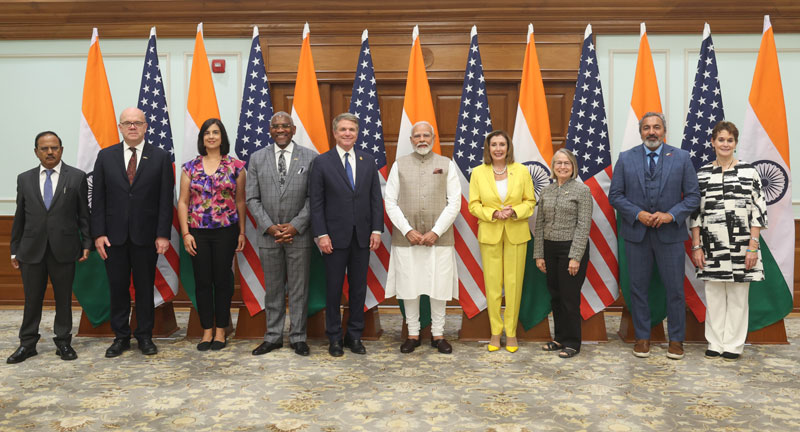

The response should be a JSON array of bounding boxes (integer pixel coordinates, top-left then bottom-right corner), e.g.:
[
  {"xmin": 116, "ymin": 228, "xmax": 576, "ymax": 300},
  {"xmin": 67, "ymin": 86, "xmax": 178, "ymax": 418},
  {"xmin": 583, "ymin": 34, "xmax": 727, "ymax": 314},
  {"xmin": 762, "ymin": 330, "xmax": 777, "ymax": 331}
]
[
  {"xmin": 252, "ymin": 341, "xmax": 283, "ymax": 356},
  {"xmin": 7, "ymin": 346, "xmax": 37, "ymax": 364},
  {"xmin": 722, "ymin": 351, "xmax": 740, "ymax": 361},
  {"xmin": 704, "ymin": 349, "xmax": 721, "ymax": 359},
  {"xmin": 400, "ymin": 338, "xmax": 421, "ymax": 353},
  {"xmin": 328, "ymin": 340, "xmax": 344, "ymax": 357},
  {"xmin": 55, "ymin": 344, "xmax": 77, "ymax": 360},
  {"xmin": 197, "ymin": 341, "xmax": 212, "ymax": 351},
  {"xmin": 210, "ymin": 339, "xmax": 227, "ymax": 351},
  {"xmin": 291, "ymin": 341, "xmax": 310, "ymax": 356},
  {"xmin": 138, "ymin": 338, "xmax": 158, "ymax": 355},
  {"xmin": 105, "ymin": 339, "xmax": 130, "ymax": 358},
  {"xmin": 431, "ymin": 338, "xmax": 453, "ymax": 354},
  {"xmin": 344, "ymin": 337, "xmax": 366, "ymax": 355}
]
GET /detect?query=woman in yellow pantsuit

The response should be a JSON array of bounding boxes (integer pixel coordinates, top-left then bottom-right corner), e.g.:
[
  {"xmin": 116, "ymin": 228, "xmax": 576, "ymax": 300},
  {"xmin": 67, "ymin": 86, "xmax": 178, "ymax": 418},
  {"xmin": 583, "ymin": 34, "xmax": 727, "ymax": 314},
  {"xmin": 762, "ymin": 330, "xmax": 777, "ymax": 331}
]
[{"xmin": 468, "ymin": 130, "xmax": 536, "ymax": 352}]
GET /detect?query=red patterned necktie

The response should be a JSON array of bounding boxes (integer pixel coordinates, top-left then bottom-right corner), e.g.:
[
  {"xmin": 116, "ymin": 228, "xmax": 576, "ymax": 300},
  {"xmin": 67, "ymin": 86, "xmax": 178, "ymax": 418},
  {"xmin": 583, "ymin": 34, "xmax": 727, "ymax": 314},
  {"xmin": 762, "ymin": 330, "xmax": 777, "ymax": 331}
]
[{"xmin": 127, "ymin": 147, "xmax": 137, "ymax": 184}]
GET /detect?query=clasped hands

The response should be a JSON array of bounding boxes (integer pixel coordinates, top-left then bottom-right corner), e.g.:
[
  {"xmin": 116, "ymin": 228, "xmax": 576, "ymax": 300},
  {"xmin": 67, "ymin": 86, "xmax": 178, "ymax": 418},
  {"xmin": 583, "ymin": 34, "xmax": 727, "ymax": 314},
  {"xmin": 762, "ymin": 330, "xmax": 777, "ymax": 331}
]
[
  {"xmin": 492, "ymin": 205, "xmax": 516, "ymax": 220},
  {"xmin": 637, "ymin": 211, "xmax": 673, "ymax": 228},
  {"xmin": 405, "ymin": 230, "xmax": 439, "ymax": 247},
  {"xmin": 267, "ymin": 223, "xmax": 298, "ymax": 244}
]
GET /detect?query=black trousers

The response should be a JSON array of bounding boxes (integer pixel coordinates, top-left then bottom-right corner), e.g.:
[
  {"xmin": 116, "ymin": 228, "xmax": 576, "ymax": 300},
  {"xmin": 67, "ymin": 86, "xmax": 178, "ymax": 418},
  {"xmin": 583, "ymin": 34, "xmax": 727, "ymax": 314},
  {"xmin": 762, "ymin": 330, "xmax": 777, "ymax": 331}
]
[
  {"xmin": 543, "ymin": 240, "xmax": 589, "ymax": 352},
  {"xmin": 323, "ymin": 231, "xmax": 369, "ymax": 343},
  {"xmin": 18, "ymin": 244, "xmax": 74, "ymax": 348},
  {"xmin": 190, "ymin": 225, "xmax": 238, "ymax": 329},
  {"xmin": 105, "ymin": 240, "xmax": 157, "ymax": 341}
]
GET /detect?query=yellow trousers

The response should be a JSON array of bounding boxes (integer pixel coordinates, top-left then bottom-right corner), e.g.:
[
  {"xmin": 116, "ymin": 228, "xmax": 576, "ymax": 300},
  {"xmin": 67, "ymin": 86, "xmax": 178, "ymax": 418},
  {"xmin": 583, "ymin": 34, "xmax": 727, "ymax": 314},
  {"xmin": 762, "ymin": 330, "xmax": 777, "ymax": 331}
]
[{"xmin": 479, "ymin": 231, "xmax": 527, "ymax": 337}]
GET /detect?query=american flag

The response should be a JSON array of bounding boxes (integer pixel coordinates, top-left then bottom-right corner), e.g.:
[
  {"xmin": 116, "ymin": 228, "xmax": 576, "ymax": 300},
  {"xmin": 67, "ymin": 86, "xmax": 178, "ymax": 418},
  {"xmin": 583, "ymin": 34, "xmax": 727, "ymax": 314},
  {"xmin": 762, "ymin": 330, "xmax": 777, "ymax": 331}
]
[
  {"xmin": 234, "ymin": 26, "xmax": 270, "ymax": 316},
  {"xmin": 680, "ymin": 23, "xmax": 724, "ymax": 321},
  {"xmin": 452, "ymin": 26, "xmax": 490, "ymax": 318},
  {"xmin": 348, "ymin": 29, "xmax": 388, "ymax": 310},
  {"xmin": 564, "ymin": 24, "xmax": 619, "ymax": 319},
  {"xmin": 137, "ymin": 27, "xmax": 179, "ymax": 305}
]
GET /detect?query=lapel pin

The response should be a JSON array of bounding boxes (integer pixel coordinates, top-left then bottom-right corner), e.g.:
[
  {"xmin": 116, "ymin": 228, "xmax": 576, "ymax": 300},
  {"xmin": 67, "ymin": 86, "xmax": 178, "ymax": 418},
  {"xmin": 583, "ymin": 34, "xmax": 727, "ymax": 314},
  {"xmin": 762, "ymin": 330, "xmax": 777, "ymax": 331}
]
[
  {"xmin": 359, "ymin": 156, "xmax": 363, "ymax": 161},
  {"xmin": 143, "ymin": 156, "xmax": 149, "ymax": 160}
]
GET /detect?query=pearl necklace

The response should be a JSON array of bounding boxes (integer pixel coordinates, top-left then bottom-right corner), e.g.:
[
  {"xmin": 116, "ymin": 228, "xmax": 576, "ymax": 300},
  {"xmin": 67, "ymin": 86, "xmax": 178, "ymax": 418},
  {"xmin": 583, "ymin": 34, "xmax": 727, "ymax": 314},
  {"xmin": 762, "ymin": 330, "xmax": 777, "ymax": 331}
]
[{"xmin": 492, "ymin": 165, "xmax": 507, "ymax": 175}]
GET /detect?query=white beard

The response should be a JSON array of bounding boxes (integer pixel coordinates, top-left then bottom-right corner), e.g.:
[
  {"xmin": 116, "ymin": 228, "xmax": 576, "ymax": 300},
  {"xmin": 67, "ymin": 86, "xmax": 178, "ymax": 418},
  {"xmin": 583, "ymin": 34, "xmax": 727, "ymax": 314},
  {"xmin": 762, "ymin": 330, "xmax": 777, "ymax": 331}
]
[{"xmin": 415, "ymin": 145, "xmax": 432, "ymax": 156}]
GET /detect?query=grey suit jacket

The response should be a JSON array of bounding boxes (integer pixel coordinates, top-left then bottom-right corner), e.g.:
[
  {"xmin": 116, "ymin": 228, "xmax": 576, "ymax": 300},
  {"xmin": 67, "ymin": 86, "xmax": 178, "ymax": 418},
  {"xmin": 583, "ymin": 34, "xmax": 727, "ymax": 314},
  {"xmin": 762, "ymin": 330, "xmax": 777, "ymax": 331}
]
[
  {"xmin": 246, "ymin": 143, "xmax": 316, "ymax": 249},
  {"xmin": 10, "ymin": 163, "xmax": 91, "ymax": 264}
]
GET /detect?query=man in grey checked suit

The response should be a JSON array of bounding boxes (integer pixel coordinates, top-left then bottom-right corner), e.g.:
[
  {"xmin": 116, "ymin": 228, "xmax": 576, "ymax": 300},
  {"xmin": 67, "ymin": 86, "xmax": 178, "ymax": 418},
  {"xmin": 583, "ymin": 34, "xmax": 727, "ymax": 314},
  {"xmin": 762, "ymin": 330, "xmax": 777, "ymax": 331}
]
[
  {"xmin": 246, "ymin": 112, "xmax": 316, "ymax": 356},
  {"xmin": 609, "ymin": 112, "xmax": 700, "ymax": 360}
]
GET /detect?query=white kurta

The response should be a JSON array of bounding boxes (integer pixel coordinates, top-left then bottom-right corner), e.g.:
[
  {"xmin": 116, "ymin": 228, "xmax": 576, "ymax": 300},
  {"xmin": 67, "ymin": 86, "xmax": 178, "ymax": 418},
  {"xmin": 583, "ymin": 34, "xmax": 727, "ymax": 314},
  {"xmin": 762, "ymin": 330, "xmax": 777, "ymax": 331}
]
[{"xmin": 384, "ymin": 159, "xmax": 461, "ymax": 301}]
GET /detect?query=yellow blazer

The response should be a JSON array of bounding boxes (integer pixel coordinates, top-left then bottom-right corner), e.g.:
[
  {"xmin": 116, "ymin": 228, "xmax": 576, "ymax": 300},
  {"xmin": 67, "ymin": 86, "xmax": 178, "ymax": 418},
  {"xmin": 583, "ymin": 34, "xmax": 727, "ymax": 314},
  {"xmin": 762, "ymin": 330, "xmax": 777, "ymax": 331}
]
[{"xmin": 468, "ymin": 163, "xmax": 536, "ymax": 245}]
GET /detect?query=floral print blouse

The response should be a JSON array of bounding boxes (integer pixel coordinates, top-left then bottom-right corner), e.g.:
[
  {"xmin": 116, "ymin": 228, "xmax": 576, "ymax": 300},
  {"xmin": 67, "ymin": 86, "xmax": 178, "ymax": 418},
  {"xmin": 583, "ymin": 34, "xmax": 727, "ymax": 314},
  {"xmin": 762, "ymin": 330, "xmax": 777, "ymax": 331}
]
[{"xmin": 182, "ymin": 155, "xmax": 245, "ymax": 229}]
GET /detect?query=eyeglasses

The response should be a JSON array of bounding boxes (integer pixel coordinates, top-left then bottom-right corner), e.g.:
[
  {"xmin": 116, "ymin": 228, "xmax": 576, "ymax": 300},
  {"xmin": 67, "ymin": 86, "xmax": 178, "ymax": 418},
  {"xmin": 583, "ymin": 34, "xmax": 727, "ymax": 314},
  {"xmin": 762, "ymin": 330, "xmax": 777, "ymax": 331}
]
[
  {"xmin": 554, "ymin": 161, "xmax": 572, "ymax": 166},
  {"xmin": 270, "ymin": 123, "xmax": 292, "ymax": 130},
  {"xmin": 120, "ymin": 121, "xmax": 145, "ymax": 128}
]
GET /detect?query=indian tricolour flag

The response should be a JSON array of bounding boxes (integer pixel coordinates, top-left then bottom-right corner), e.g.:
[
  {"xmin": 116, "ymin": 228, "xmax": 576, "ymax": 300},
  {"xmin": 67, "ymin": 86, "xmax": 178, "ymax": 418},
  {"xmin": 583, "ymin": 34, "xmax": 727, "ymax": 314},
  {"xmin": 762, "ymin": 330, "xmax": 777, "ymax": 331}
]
[
  {"xmin": 513, "ymin": 23, "xmax": 554, "ymax": 330},
  {"xmin": 738, "ymin": 15, "xmax": 794, "ymax": 331},
  {"xmin": 74, "ymin": 28, "xmax": 117, "ymax": 326},
  {"xmin": 396, "ymin": 25, "xmax": 440, "ymax": 158},
  {"xmin": 181, "ymin": 23, "xmax": 221, "ymax": 307},
  {"xmin": 290, "ymin": 23, "xmax": 329, "ymax": 317}
]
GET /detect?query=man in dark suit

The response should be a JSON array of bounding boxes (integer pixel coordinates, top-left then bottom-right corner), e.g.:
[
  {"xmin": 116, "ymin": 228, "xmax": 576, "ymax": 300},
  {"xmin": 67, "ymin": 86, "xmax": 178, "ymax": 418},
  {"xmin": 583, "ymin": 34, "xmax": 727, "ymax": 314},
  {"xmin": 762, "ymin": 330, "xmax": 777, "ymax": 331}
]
[
  {"xmin": 8, "ymin": 131, "xmax": 90, "ymax": 363},
  {"xmin": 247, "ymin": 112, "xmax": 316, "ymax": 357},
  {"xmin": 310, "ymin": 112, "xmax": 383, "ymax": 357},
  {"xmin": 91, "ymin": 107, "xmax": 174, "ymax": 358},
  {"xmin": 609, "ymin": 112, "xmax": 700, "ymax": 360}
]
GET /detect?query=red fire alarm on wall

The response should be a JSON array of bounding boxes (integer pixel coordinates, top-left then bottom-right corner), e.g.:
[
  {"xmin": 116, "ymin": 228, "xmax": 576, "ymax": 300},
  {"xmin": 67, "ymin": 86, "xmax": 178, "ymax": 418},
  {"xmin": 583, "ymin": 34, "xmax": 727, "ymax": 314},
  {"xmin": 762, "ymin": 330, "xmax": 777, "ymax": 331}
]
[{"xmin": 211, "ymin": 59, "xmax": 225, "ymax": 73}]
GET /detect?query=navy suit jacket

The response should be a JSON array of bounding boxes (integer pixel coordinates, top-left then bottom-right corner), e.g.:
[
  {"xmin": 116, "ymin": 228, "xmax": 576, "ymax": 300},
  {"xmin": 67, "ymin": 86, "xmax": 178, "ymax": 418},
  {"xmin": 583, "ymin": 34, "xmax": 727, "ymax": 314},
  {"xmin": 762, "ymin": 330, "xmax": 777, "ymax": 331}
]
[
  {"xmin": 609, "ymin": 143, "xmax": 700, "ymax": 244},
  {"xmin": 90, "ymin": 142, "xmax": 174, "ymax": 246},
  {"xmin": 11, "ymin": 163, "xmax": 91, "ymax": 264},
  {"xmin": 310, "ymin": 147, "xmax": 383, "ymax": 249}
]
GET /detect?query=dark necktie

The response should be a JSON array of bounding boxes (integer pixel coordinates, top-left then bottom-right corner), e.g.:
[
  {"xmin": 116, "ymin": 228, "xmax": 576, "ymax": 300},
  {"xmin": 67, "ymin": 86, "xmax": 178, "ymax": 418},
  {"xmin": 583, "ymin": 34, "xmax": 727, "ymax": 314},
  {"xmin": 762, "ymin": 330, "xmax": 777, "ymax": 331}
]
[
  {"xmin": 648, "ymin": 152, "xmax": 656, "ymax": 176},
  {"xmin": 344, "ymin": 152, "xmax": 355, "ymax": 190},
  {"xmin": 278, "ymin": 150, "xmax": 287, "ymax": 188},
  {"xmin": 43, "ymin": 169, "xmax": 53, "ymax": 210},
  {"xmin": 127, "ymin": 147, "xmax": 137, "ymax": 184}
]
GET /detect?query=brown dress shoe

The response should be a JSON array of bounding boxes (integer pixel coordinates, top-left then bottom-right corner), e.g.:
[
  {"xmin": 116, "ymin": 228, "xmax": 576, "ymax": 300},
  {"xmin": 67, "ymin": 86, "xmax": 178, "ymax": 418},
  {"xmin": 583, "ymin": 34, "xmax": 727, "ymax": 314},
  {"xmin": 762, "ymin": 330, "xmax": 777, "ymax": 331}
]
[
  {"xmin": 667, "ymin": 341, "xmax": 684, "ymax": 360},
  {"xmin": 400, "ymin": 338, "xmax": 421, "ymax": 353},
  {"xmin": 633, "ymin": 339, "xmax": 650, "ymax": 358},
  {"xmin": 431, "ymin": 338, "xmax": 452, "ymax": 354}
]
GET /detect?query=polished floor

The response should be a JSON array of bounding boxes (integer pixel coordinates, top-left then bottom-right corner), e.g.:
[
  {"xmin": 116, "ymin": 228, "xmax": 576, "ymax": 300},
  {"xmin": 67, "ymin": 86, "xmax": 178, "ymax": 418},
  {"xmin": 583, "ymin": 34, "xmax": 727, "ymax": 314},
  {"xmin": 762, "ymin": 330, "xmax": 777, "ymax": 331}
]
[{"xmin": 1, "ymin": 309, "xmax": 798, "ymax": 431}]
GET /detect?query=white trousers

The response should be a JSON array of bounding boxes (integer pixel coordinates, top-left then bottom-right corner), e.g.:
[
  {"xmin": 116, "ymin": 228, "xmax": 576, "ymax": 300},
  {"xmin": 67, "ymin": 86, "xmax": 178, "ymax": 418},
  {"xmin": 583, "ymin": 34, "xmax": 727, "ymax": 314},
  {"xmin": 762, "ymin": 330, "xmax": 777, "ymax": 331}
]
[
  {"xmin": 405, "ymin": 297, "xmax": 447, "ymax": 337},
  {"xmin": 704, "ymin": 281, "xmax": 750, "ymax": 354}
]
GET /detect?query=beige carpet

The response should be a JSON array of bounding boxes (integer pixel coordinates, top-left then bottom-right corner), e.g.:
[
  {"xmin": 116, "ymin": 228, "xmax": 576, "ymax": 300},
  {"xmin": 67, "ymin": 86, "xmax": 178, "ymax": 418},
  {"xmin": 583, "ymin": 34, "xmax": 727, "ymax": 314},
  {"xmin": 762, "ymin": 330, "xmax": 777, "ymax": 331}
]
[{"xmin": 1, "ymin": 309, "xmax": 798, "ymax": 431}]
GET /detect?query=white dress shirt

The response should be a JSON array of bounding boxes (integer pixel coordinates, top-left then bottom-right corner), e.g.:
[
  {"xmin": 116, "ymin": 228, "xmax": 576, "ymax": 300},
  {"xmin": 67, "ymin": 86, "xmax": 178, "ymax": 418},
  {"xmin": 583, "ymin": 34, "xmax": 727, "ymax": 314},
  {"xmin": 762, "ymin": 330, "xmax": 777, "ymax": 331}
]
[
  {"xmin": 124, "ymin": 141, "xmax": 145, "ymax": 173},
  {"xmin": 39, "ymin": 161, "xmax": 63, "ymax": 198},
  {"xmin": 274, "ymin": 141, "xmax": 295, "ymax": 172}
]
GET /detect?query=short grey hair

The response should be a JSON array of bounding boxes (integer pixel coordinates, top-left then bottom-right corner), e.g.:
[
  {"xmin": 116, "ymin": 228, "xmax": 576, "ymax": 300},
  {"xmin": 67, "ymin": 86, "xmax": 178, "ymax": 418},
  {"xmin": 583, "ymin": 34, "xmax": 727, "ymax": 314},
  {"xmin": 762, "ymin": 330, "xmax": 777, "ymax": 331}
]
[
  {"xmin": 270, "ymin": 111, "xmax": 293, "ymax": 126},
  {"xmin": 549, "ymin": 148, "xmax": 579, "ymax": 180},
  {"xmin": 639, "ymin": 112, "xmax": 666, "ymax": 131},
  {"xmin": 410, "ymin": 121, "xmax": 435, "ymax": 139},
  {"xmin": 332, "ymin": 112, "xmax": 360, "ymax": 133}
]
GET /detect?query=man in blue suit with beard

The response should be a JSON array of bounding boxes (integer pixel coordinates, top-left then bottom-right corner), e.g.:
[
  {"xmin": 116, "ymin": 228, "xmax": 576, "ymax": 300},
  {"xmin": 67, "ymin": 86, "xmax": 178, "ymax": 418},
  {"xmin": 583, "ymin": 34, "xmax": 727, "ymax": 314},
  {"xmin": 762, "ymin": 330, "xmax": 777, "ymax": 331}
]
[{"xmin": 609, "ymin": 112, "xmax": 700, "ymax": 360}]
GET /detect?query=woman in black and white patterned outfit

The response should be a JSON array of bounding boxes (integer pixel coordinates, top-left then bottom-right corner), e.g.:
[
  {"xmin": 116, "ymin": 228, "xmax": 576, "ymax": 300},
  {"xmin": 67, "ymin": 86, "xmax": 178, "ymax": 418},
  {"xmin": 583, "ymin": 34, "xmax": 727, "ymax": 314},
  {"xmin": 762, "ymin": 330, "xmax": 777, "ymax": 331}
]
[{"xmin": 689, "ymin": 121, "xmax": 767, "ymax": 361}]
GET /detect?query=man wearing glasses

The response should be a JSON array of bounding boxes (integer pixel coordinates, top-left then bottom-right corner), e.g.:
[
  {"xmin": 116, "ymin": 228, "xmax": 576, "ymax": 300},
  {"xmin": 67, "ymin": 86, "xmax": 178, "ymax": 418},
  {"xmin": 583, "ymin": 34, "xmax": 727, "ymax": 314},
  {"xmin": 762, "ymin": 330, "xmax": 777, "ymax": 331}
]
[{"xmin": 91, "ymin": 107, "xmax": 174, "ymax": 358}]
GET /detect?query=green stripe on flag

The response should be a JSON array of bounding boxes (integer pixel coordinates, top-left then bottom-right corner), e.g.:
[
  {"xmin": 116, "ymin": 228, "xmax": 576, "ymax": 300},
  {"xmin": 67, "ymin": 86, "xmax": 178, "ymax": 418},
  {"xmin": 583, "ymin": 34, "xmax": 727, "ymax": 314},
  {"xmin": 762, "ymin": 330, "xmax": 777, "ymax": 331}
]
[
  {"xmin": 748, "ymin": 240, "xmax": 793, "ymax": 331},
  {"xmin": 72, "ymin": 251, "xmax": 110, "ymax": 327},
  {"xmin": 308, "ymin": 249, "xmax": 327, "ymax": 316},
  {"xmin": 519, "ymin": 239, "xmax": 551, "ymax": 330}
]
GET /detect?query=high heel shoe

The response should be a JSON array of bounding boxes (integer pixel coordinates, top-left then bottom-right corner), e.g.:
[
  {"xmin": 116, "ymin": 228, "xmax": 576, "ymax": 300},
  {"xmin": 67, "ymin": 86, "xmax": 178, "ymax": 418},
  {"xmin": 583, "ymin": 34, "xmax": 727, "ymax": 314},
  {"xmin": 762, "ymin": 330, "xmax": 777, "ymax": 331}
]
[
  {"xmin": 505, "ymin": 345, "xmax": 518, "ymax": 353},
  {"xmin": 487, "ymin": 344, "xmax": 500, "ymax": 352}
]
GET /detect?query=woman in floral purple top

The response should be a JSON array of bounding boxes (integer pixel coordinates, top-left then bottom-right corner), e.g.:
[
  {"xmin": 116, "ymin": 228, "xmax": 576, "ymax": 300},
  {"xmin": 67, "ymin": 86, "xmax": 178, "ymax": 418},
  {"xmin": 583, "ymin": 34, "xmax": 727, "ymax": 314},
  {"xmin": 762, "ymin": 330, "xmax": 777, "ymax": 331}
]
[{"xmin": 178, "ymin": 118, "xmax": 246, "ymax": 351}]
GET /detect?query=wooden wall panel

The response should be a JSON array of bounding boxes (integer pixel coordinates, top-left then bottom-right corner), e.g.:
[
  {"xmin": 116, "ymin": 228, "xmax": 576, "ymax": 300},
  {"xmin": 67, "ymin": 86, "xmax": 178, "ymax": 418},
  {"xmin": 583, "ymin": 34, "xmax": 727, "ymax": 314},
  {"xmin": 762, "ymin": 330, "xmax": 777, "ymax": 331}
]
[{"xmin": 0, "ymin": 1, "xmax": 799, "ymax": 39}]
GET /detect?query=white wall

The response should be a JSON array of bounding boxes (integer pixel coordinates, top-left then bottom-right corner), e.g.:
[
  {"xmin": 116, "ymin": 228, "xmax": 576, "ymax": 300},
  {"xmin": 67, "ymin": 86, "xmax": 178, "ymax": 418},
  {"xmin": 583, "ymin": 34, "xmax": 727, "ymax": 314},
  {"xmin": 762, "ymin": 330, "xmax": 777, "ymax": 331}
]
[{"xmin": 1, "ymin": 30, "xmax": 799, "ymax": 216}]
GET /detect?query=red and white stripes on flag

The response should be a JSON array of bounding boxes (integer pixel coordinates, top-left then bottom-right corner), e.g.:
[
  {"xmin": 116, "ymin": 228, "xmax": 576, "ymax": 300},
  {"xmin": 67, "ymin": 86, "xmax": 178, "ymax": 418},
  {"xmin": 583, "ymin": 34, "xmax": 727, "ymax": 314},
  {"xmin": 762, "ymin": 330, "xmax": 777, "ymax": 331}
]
[
  {"xmin": 348, "ymin": 29, "xmax": 388, "ymax": 310},
  {"xmin": 234, "ymin": 26, "xmax": 273, "ymax": 315},
  {"xmin": 451, "ymin": 26, "xmax": 491, "ymax": 318},
  {"xmin": 564, "ymin": 25, "xmax": 619, "ymax": 318},
  {"xmin": 137, "ymin": 27, "xmax": 180, "ymax": 305}
]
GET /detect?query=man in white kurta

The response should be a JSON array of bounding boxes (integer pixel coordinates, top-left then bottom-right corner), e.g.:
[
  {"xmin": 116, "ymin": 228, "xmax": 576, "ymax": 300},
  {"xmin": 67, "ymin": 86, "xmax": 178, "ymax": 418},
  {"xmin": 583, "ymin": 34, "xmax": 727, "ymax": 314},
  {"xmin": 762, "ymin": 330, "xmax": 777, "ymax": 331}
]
[{"xmin": 385, "ymin": 121, "xmax": 460, "ymax": 354}]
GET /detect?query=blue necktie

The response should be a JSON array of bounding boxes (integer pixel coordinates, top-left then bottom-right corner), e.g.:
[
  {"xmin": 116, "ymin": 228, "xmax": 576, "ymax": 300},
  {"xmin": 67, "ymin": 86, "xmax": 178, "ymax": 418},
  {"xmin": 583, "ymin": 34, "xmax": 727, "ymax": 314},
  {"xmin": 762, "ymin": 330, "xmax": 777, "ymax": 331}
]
[
  {"xmin": 43, "ymin": 169, "xmax": 53, "ymax": 209},
  {"xmin": 648, "ymin": 152, "xmax": 656, "ymax": 176},
  {"xmin": 344, "ymin": 152, "xmax": 355, "ymax": 190}
]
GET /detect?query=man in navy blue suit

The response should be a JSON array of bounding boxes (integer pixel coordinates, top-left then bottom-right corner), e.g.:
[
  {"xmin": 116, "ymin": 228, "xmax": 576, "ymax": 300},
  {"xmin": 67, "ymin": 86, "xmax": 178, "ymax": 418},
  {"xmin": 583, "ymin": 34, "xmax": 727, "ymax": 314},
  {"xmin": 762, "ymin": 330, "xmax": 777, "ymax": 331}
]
[
  {"xmin": 91, "ymin": 107, "xmax": 174, "ymax": 358},
  {"xmin": 310, "ymin": 112, "xmax": 383, "ymax": 357},
  {"xmin": 609, "ymin": 112, "xmax": 699, "ymax": 360}
]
